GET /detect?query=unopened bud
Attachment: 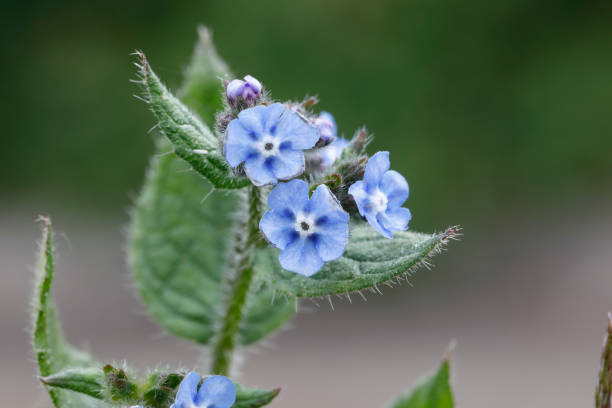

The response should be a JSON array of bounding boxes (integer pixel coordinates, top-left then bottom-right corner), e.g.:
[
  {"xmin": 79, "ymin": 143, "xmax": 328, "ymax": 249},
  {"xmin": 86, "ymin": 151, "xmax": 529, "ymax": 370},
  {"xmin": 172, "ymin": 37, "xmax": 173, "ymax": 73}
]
[
  {"xmin": 226, "ymin": 75, "xmax": 262, "ymax": 106},
  {"xmin": 314, "ymin": 111, "xmax": 337, "ymax": 146}
]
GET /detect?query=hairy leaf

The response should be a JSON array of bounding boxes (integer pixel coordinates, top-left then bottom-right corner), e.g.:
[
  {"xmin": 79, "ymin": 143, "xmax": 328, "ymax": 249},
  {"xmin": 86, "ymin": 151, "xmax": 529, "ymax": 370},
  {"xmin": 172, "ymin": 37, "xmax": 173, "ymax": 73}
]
[
  {"xmin": 131, "ymin": 32, "xmax": 294, "ymax": 346},
  {"xmin": 234, "ymin": 383, "xmax": 280, "ymax": 408},
  {"xmin": 136, "ymin": 50, "xmax": 249, "ymax": 190},
  {"xmin": 32, "ymin": 218, "xmax": 108, "ymax": 407},
  {"xmin": 388, "ymin": 358, "xmax": 454, "ymax": 408},
  {"xmin": 179, "ymin": 26, "xmax": 230, "ymax": 128},
  {"xmin": 41, "ymin": 366, "xmax": 280, "ymax": 408},
  {"xmin": 41, "ymin": 367, "xmax": 106, "ymax": 400},
  {"xmin": 255, "ymin": 224, "xmax": 458, "ymax": 298},
  {"xmin": 130, "ymin": 141, "xmax": 294, "ymax": 345}
]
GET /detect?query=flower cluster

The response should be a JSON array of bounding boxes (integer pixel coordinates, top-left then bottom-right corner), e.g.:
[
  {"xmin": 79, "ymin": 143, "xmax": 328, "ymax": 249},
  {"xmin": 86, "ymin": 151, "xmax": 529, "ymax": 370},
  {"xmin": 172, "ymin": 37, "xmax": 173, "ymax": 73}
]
[{"xmin": 221, "ymin": 75, "xmax": 411, "ymax": 276}]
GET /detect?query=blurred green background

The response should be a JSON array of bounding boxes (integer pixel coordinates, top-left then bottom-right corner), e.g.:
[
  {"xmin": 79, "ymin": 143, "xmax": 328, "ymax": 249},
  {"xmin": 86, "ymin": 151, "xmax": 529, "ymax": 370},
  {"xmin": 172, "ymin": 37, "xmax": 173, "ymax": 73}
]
[
  {"xmin": 2, "ymin": 1, "xmax": 612, "ymax": 407},
  {"xmin": 3, "ymin": 0, "xmax": 611, "ymax": 229}
]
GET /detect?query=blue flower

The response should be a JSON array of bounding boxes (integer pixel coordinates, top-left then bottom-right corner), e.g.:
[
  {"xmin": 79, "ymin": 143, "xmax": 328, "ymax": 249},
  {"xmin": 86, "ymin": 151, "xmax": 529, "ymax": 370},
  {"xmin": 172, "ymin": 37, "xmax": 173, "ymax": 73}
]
[
  {"xmin": 319, "ymin": 137, "xmax": 349, "ymax": 169},
  {"xmin": 259, "ymin": 179, "xmax": 349, "ymax": 276},
  {"xmin": 314, "ymin": 111, "xmax": 337, "ymax": 145},
  {"xmin": 348, "ymin": 151, "xmax": 411, "ymax": 238},
  {"xmin": 170, "ymin": 372, "xmax": 236, "ymax": 408},
  {"xmin": 226, "ymin": 75, "xmax": 262, "ymax": 106},
  {"xmin": 224, "ymin": 103, "xmax": 319, "ymax": 186}
]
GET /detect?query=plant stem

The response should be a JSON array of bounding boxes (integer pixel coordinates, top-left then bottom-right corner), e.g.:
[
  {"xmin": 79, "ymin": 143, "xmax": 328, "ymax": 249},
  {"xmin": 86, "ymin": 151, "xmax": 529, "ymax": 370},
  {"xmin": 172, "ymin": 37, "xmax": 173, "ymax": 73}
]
[
  {"xmin": 597, "ymin": 313, "xmax": 612, "ymax": 408},
  {"xmin": 211, "ymin": 186, "xmax": 262, "ymax": 375}
]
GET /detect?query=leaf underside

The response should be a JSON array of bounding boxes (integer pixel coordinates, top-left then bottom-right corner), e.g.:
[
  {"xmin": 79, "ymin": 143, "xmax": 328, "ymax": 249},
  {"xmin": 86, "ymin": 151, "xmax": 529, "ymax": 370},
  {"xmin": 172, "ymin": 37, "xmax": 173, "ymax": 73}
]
[
  {"xmin": 388, "ymin": 359, "xmax": 454, "ymax": 408},
  {"xmin": 255, "ymin": 224, "xmax": 458, "ymax": 298}
]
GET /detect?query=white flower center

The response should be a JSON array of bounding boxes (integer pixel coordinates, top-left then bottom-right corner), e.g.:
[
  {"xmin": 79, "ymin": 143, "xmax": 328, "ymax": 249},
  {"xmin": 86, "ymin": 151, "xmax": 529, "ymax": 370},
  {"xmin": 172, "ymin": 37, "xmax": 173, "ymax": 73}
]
[
  {"xmin": 370, "ymin": 189, "xmax": 388, "ymax": 214},
  {"xmin": 257, "ymin": 134, "xmax": 279, "ymax": 157},
  {"xmin": 294, "ymin": 213, "xmax": 316, "ymax": 238}
]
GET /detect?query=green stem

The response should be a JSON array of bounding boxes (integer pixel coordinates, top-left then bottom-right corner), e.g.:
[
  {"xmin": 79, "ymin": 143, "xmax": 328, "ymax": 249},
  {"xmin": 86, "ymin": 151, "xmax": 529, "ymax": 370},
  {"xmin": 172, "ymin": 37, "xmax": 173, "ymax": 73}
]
[{"xmin": 211, "ymin": 186, "xmax": 262, "ymax": 375}]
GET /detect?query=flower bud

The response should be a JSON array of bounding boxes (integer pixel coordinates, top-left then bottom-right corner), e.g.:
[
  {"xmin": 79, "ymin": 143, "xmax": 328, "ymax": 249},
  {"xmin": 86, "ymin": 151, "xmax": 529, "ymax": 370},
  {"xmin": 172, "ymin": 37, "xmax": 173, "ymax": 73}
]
[
  {"xmin": 314, "ymin": 111, "xmax": 337, "ymax": 146},
  {"xmin": 226, "ymin": 75, "xmax": 262, "ymax": 106}
]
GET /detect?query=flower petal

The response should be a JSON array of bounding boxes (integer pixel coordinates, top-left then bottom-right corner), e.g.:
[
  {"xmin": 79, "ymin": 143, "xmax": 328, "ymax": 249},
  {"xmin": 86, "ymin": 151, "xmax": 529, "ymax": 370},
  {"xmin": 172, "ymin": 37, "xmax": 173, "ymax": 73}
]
[
  {"xmin": 379, "ymin": 170, "xmax": 409, "ymax": 208},
  {"xmin": 171, "ymin": 372, "xmax": 200, "ymax": 408},
  {"xmin": 260, "ymin": 102, "xmax": 285, "ymax": 133},
  {"xmin": 379, "ymin": 207, "xmax": 412, "ymax": 232},
  {"xmin": 267, "ymin": 179, "xmax": 309, "ymax": 214},
  {"xmin": 279, "ymin": 237, "xmax": 324, "ymax": 276},
  {"xmin": 267, "ymin": 150, "xmax": 305, "ymax": 181},
  {"xmin": 367, "ymin": 212, "xmax": 393, "ymax": 239},
  {"xmin": 224, "ymin": 119, "xmax": 258, "ymax": 167},
  {"xmin": 196, "ymin": 375, "xmax": 236, "ymax": 408},
  {"xmin": 244, "ymin": 156, "xmax": 276, "ymax": 186},
  {"xmin": 275, "ymin": 109, "xmax": 319, "ymax": 150},
  {"xmin": 312, "ymin": 227, "xmax": 348, "ymax": 262},
  {"xmin": 226, "ymin": 79, "xmax": 245, "ymax": 101},
  {"xmin": 308, "ymin": 185, "xmax": 348, "ymax": 219},
  {"xmin": 348, "ymin": 180, "xmax": 369, "ymax": 216},
  {"xmin": 236, "ymin": 105, "xmax": 269, "ymax": 136},
  {"xmin": 364, "ymin": 151, "xmax": 390, "ymax": 188},
  {"xmin": 243, "ymin": 75, "xmax": 262, "ymax": 93},
  {"xmin": 260, "ymin": 210, "xmax": 298, "ymax": 250},
  {"xmin": 320, "ymin": 137, "xmax": 349, "ymax": 168}
]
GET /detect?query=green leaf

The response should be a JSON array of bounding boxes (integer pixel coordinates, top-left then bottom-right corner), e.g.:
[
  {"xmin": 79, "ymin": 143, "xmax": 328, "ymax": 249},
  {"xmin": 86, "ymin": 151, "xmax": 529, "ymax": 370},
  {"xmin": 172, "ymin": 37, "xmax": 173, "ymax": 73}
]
[
  {"xmin": 388, "ymin": 358, "xmax": 454, "ymax": 408},
  {"xmin": 131, "ymin": 31, "xmax": 294, "ymax": 347},
  {"xmin": 179, "ymin": 26, "xmax": 230, "ymax": 128},
  {"xmin": 596, "ymin": 313, "xmax": 612, "ymax": 408},
  {"xmin": 136, "ymin": 50, "xmax": 249, "ymax": 190},
  {"xmin": 31, "ymin": 217, "xmax": 109, "ymax": 408},
  {"xmin": 42, "ymin": 365, "xmax": 280, "ymax": 408},
  {"xmin": 255, "ymin": 224, "xmax": 459, "ymax": 298},
  {"xmin": 234, "ymin": 383, "xmax": 280, "ymax": 408},
  {"xmin": 40, "ymin": 367, "xmax": 106, "ymax": 400},
  {"xmin": 130, "ymin": 139, "xmax": 295, "ymax": 345}
]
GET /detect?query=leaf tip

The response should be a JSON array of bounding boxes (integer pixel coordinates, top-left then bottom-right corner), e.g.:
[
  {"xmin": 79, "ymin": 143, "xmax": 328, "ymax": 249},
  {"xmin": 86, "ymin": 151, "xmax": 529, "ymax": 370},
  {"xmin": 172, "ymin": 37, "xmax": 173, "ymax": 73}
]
[
  {"xmin": 36, "ymin": 214, "xmax": 51, "ymax": 229},
  {"xmin": 443, "ymin": 339, "xmax": 457, "ymax": 362},
  {"xmin": 196, "ymin": 25, "xmax": 212, "ymax": 46},
  {"xmin": 441, "ymin": 225, "xmax": 462, "ymax": 242}
]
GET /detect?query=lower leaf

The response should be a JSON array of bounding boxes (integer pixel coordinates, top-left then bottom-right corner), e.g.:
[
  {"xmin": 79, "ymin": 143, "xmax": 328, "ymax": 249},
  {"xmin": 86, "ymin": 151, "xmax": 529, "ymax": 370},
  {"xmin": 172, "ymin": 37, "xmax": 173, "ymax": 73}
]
[
  {"xmin": 41, "ymin": 365, "xmax": 280, "ymax": 408},
  {"xmin": 388, "ymin": 357, "xmax": 454, "ymax": 408},
  {"xmin": 31, "ymin": 217, "xmax": 109, "ymax": 407}
]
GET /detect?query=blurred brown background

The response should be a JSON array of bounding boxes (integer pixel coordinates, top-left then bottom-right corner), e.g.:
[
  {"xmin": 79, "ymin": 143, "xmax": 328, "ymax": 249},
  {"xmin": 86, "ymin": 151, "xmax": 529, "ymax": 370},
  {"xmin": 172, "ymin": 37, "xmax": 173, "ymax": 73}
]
[{"xmin": 1, "ymin": 0, "xmax": 611, "ymax": 406}]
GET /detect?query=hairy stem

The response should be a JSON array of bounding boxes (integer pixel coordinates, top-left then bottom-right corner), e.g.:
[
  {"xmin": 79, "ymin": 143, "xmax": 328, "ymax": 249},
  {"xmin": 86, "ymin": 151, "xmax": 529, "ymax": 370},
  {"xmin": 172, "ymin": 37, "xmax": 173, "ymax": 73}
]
[
  {"xmin": 211, "ymin": 186, "xmax": 263, "ymax": 375},
  {"xmin": 597, "ymin": 313, "xmax": 612, "ymax": 408}
]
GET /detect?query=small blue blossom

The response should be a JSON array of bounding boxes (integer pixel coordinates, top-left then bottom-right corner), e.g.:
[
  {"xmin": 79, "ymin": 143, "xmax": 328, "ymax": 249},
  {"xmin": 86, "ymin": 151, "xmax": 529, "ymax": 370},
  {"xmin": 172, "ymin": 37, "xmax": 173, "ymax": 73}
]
[
  {"xmin": 260, "ymin": 179, "xmax": 349, "ymax": 276},
  {"xmin": 314, "ymin": 111, "xmax": 337, "ymax": 145},
  {"xmin": 319, "ymin": 137, "xmax": 349, "ymax": 169},
  {"xmin": 348, "ymin": 151, "xmax": 411, "ymax": 239},
  {"xmin": 226, "ymin": 75, "xmax": 262, "ymax": 106},
  {"xmin": 170, "ymin": 372, "xmax": 236, "ymax": 408},
  {"xmin": 224, "ymin": 103, "xmax": 319, "ymax": 186}
]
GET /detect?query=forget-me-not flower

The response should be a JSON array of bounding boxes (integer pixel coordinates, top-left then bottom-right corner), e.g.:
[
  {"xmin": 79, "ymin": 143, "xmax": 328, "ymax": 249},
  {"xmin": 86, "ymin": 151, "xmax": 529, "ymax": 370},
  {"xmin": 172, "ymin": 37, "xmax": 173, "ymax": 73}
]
[
  {"xmin": 259, "ymin": 179, "xmax": 349, "ymax": 276},
  {"xmin": 170, "ymin": 372, "xmax": 236, "ymax": 408},
  {"xmin": 348, "ymin": 151, "xmax": 411, "ymax": 238},
  {"xmin": 314, "ymin": 111, "xmax": 337, "ymax": 145},
  {"xmin": 224, "ymin": 103, "xmax": 319, "ymax": 186},
  {"xmin": 226, "ymin": 75, "xmax": 262, "ymax": 106}
]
